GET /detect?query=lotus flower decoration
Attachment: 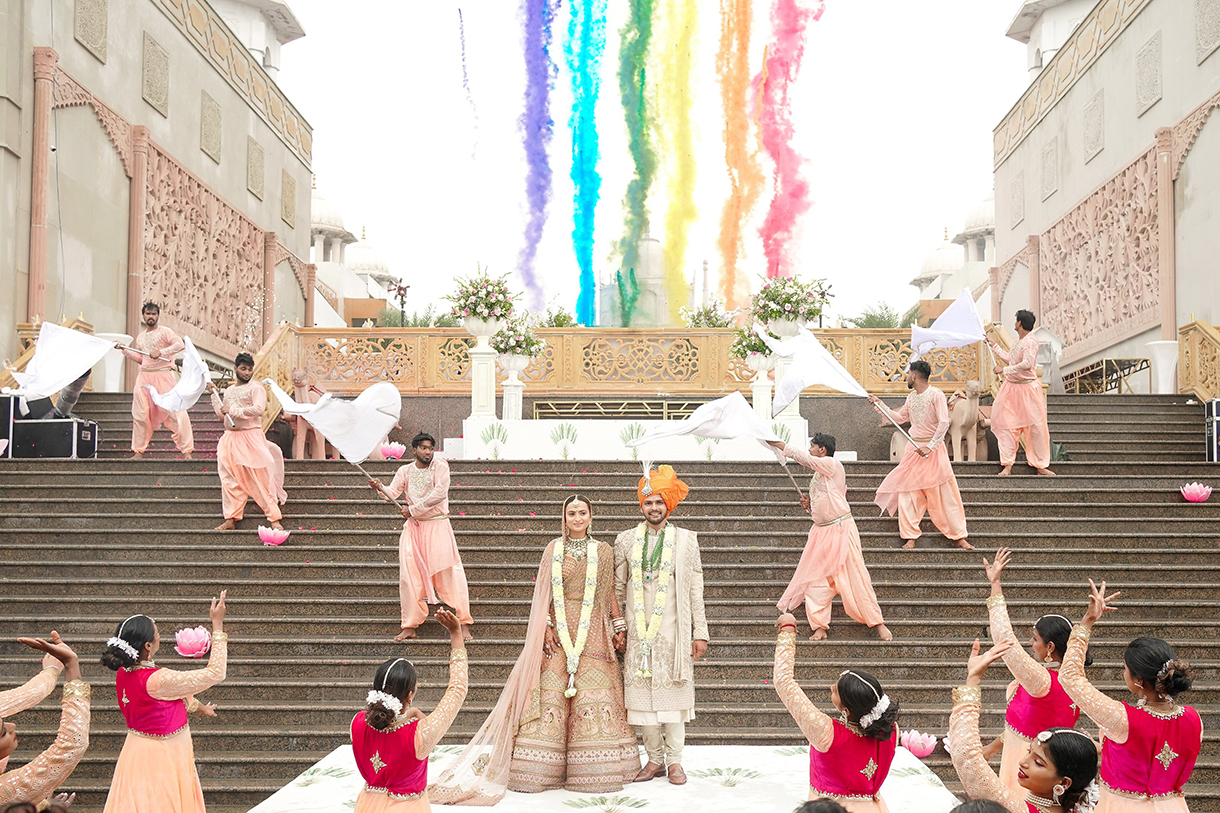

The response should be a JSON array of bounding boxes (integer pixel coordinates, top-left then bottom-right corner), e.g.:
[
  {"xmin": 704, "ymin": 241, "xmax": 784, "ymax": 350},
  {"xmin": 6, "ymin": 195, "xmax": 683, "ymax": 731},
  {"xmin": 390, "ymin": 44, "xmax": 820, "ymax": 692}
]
[
  {"xmin": 900, "ymin": 729, "xmax": 938, "ymax": 758},
  {"xmin": 174, "ymin": 626, "xmax": 212, "ymax": 659},
  {"xmin": 381, "ymin": 441, "xmax": 406, "ymax": 460},
  {"xmin": 1180, "ymin": 482, "xmax": 1212, "ymax": 503},
  {"xmin": 258, "ymin": 525, "xmax": 290, "ymax": 546}
]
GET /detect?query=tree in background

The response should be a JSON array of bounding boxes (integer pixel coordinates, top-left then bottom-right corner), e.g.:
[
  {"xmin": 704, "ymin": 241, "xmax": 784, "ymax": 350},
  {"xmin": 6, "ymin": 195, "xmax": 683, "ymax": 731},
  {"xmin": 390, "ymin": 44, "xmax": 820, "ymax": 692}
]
[
  {"xmin": 377, "ymin": 303, "xmax": 461, "ymax": 327},
  {"xmin": 538, "ymin": 305, "xmax": 579, "ymax": 327},
  {"xmin": 844, "ymin": 301, "xmax": 924, "ymax": 329}
]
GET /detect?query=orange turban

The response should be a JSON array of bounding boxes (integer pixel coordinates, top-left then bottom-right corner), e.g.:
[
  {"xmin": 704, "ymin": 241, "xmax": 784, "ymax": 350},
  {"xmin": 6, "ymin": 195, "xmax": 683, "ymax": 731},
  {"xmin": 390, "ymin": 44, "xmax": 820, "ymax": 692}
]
[{"xmin": 638, "ymin": 465, "xmax": 689, "ymax": 511}]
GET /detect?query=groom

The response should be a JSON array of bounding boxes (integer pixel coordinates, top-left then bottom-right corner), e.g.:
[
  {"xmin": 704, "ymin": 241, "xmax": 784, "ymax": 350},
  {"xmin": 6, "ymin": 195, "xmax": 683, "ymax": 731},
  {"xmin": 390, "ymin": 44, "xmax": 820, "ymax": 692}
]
[{"xmin": 613, "ymin": 465, "xmax": 709, "ymax": 786}]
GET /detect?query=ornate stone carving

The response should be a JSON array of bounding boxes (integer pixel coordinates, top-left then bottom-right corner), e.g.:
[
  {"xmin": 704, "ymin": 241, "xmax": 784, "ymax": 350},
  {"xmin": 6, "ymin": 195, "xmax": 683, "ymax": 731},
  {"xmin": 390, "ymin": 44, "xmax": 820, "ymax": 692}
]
[
  {"xmin": 51, "ymin": 64, "xmax": 133, "ymax": 177},
  {"xmin": 200, "ymin": 91, "xmax": 221, "ymax": 163},
  {"xmin": 142, "ymin": 32, "xmax": 169, "ymax": 117},
  {"xmin": 1136, "ymin": 31, "xmax": 1163, "ymax": 116},
  {"xmin": 581, "ymin": 337, "xmax": 700, "ymax": 384},
  {"xmin": 1198, "ymin": 0, "xmax": 1220, "ymax": 63},
  {"xmin": 994, "ymin": 0, "xmax": 1150, "ymax": 167},
  {"xmin": 1039, "ymin": 148, "xmax": 1160, "ymax": 364},
  {"xmin": 1010, "ymin": 172, "xmax": 1025, "ymax": 228},
  {"xmin": 74, "ymin": 0, "xmax": 108, "ymax": 62},
  {"xmin": 270, "ymin": 242, "xmax": 310, "ymax": 297},
  {"xmin": 281, "ymin": 170, "xmax": 296, "ymax": 227},
  {"xmin": 1041, "ymin": 138, "xmax": 1058, "ymax": 201},
  {"xmin": 996, "ymin": 242, "xmax": 1035, "ymax": 306},
  {"xmin": 1084, "ymin": 90, "xmax": 1105, "ymax": 162},
  {"xmin": 1171, "ymin": 85, "xmax": 1220, "ymax": 179},
  {"xmin": 142, "ymin": 141, "xmax": 265, "ymax": 357},
  {"xmin": 246, "ymin": 136, "xmax": 264, "ymax": 199}
]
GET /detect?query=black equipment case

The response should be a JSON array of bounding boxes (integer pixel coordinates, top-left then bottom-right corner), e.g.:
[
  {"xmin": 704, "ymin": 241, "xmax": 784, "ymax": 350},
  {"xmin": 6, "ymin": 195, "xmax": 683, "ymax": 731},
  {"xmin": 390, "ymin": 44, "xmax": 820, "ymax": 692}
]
[
  {"xmin": 10, "ymin": 417, "xmax": 100, "ymax": 459},
  {"xmin": 1208, "ymin": 399, "xmax": 1220, "ymax": 463}
]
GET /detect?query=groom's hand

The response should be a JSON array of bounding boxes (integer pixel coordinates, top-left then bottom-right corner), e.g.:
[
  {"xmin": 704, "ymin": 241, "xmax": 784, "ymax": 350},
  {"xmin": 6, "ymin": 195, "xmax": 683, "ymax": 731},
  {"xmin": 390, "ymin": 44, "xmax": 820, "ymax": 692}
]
[
  {"xmin": 613, "ymin": 631, "xmax": 626, "ymax": 652},
  {"xmin": 692, "ymin": 639, "xmax": 708, "ymax": 660}
]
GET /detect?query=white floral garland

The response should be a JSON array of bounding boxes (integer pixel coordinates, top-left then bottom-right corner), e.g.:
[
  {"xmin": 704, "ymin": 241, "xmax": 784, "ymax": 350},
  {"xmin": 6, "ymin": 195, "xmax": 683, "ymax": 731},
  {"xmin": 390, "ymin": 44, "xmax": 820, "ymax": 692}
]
[
  {"xmin": 630, "ymin": 522, "xmax": 675, "ymax": 678},
  {"xmin": 551, "ymin": 538, "xmax": 599, "ymax": 697}
]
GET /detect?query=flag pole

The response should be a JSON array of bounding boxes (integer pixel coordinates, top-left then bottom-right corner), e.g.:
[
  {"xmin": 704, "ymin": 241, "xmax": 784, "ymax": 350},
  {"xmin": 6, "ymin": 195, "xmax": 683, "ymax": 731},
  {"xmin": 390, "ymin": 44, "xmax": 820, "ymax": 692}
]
[
  {"xmin": 871, "ymin": 397, "xmax": 920, "ymax": 448},
  {"xmin": 779, "ymin": 463, "xmax": 804, "ymax": 498},
  {"xmin": 354, "ymin": 460, "xmax": 404, "ymax": 509}
]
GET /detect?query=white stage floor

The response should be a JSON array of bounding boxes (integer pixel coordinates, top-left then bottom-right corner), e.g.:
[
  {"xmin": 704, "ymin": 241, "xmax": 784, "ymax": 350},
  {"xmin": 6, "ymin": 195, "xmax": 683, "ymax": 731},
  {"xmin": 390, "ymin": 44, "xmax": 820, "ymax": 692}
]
[{"xmin": 249, "ymin": 744, "xmax": 959, "ymax": 813}]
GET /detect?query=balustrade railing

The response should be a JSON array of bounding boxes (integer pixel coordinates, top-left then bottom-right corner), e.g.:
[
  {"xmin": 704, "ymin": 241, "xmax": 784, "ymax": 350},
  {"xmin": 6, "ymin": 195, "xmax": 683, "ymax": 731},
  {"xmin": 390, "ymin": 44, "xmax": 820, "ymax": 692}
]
[{"xmin": 1179, "ymin": 320, "xmax": 1220, "ymax": 401}]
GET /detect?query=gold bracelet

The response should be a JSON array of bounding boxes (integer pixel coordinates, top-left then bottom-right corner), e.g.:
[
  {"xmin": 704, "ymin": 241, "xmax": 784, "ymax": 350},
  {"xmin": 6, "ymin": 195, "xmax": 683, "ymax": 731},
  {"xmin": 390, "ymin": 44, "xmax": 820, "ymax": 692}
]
[
  {"xmin": 211, "ymin": 631, "xmax": 229, "ymax": 643},
  {"xmin": 952, "ymin": 686, "xmax": 982, "ymax": 707},
  {"xmin": 450, "ymin": 648, "xmax": 468, "ymax": 662},
  {"xmin": 985, "ymin": 594, "xmax": 1006, "ymax": 610},
  {"xmin": 777, "ymin": 630, "xmax": 798, "ymax": 645},
  {"xmin": 1071, "ymin": 624, "xmax": 1092, "ymax": 642},
  {"xmin": 62, "ymin": 679, "xmax": 91, "ymax": 701}
]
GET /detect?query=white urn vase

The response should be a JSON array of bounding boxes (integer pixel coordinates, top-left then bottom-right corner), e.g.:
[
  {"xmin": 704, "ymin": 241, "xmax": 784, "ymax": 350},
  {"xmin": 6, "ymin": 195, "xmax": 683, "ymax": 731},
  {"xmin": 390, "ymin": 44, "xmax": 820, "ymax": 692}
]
[
  {"xmin": 498, "ymin": 353, "xmax": 531, "ymax": 379},
  {"xmin": 764, "ymin": 318, "xmax": 805, "ymax": 338},
  {"xmin": 463, "ymin": 317, "xmax": 506, "ymax": 349},
  {"xmin": 745, "ymin": 352, "xmax": 776, "ymax": 375}
]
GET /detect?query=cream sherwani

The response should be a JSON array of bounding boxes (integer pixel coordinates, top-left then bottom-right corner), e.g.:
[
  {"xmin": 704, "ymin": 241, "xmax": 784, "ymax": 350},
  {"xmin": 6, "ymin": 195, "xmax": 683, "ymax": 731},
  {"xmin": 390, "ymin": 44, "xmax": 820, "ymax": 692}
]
[{"xmin": 614, "ymin": 524, "xmax": 708, "ymax": 765}]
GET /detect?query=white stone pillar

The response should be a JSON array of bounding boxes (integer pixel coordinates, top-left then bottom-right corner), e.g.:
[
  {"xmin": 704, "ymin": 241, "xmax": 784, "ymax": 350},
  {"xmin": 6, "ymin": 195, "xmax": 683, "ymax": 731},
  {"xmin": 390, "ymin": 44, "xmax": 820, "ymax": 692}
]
[
  {"xmin": 751, "ymin": 374, "xmax": 773, "ymax": 422},
  {"xmin": 502, "ymin": 377, "xmax": 524, "ymax": 420},
  {"xmin": 469, "ymin": 344, "xmax": 498, "ymax": 418},
  {"xmin": 327, "ymin": 236, "xmax": 343, "ymax": 266},
  {"xmin": 312, "ymin": 234, "xmax": 324, "ymax": 263},
  {"xmin": 774, "ymin": 356, "xmax": 800, "ymax": 418}
]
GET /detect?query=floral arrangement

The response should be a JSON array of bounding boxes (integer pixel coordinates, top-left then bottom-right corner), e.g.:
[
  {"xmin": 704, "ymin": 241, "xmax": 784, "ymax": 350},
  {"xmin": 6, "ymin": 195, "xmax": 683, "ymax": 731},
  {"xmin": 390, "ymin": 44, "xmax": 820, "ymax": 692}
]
[
  {"xmin": 539, "ymin": 305, "xmax": 579, "ymax": 327},
  {"xmin": 749, "ymin": 276, "xmax": 832, "ymax": 325},
  {"xmin": 680, "ymin": 299, "xmax": 737, "ymax": 328},
  {"xmin": 445, "ymin": 271, "xmax": 515, "ymax": 321},
  {"xmin": 490, "ymin": 316, "xmax": 546, "ymax": 357},
  {"xmin": 729, "ymin": 323, "xmax": 779, "ymax": 359}
]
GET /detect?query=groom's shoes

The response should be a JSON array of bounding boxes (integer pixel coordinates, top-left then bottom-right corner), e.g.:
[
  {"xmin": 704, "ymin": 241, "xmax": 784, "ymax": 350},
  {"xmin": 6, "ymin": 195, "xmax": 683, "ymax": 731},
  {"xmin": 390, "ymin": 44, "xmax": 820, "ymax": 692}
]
[
  {"xmin": 634, "ymin": 762, "xmax": 666, "ymax": 782},
  {"xmin": 667, "ymin": 764, "xmax": 687, "ymax": 785}
]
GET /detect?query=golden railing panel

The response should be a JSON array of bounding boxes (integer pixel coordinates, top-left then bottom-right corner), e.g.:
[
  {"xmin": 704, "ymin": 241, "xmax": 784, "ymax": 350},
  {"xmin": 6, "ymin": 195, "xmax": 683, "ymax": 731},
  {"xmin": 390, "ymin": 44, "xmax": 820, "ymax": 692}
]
[{"xmin": 1179, "ymin": 320, "xmax": 1220, "ymax": 402}]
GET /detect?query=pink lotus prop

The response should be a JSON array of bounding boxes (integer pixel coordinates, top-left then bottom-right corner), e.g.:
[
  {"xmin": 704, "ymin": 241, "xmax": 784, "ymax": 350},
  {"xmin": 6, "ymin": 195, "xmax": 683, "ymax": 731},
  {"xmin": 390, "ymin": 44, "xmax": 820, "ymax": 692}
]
[
  {"xmin": 1181, "ymin": 482, "xmax": 1212, "ymax": 503},
  {"xmin": 258, "ymin": 525, "xmax": 290, "ymax": 546},
  {"xmin": 174, "ymin": 626, "xmax": 211, "ymax": 659},
  {"xmin": 900, "ymin": 729, "xmax": 938, "ymax": 758},
  {"xmin": 381, "ymin": 441, "xmax": 406, "ymax": 460}
]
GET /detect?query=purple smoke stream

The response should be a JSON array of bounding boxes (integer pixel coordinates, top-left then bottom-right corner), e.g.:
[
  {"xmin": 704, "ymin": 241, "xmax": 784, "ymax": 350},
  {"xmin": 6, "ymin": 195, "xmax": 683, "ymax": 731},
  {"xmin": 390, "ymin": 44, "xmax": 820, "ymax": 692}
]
[
  {"xmin": 516, "ymin": 0, "xmax": 560, "ymax": 311},
  {"xmin": 458, "ymin": 9, "xmax": 479, "ymax": 159}
]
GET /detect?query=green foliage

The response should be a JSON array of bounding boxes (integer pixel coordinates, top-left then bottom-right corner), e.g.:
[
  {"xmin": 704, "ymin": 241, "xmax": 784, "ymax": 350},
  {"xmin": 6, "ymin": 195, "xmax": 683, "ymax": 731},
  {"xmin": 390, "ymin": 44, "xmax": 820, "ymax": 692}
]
[
  {"xmin": 377, "ymin": 303, "xmax": 460, "ymax": 328},
  {"xmin": 538, "ymin": 306, "xmax": 579, "ymax": 327},
  {"xmin": 729, "ymin": 322, "xmax": 778, "ymax": 359},
  {"xmin": 551, "ymin": 423, "xmax": 578, "ymax": 459},
  {"xmin": 749, "ymin": 276, "xmax": 832, "ymax": 324},
  {"xmin": 900, "ymin": 302, "xmax": 925, "ymax": 328},
  {"xmin": 620, "ymin": 423, "xmax": 645, "ymax": 460},
  {"xmin": 481, "ymin": 423, "xmax": 509, "ymax": 459},
  {"xmin": 293, "ymin": 765, "xmax": 355, "ymax": 786},
  {"xmin": 772, "ymin": 423, "xmax": 792, "ymax": 444},
  {"xmin": 773, "ymin": 745, "xmax": 809, "ymax": 756},
  {"xmin": 845, "ymin": 302, "xmax": 902, "ymax": 329},
  {"xmin": 1051, "ymin": 440, "xmax": 1070, "ymax": 461},
  {"xmin": 680, "ymin": 298, "xmax": 737, "ymax": 328}
]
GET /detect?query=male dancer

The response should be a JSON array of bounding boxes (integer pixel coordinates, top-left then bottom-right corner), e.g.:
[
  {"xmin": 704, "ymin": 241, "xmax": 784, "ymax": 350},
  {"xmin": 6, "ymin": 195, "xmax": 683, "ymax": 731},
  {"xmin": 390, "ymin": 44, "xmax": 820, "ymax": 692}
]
[
  {"xmin": 988, "ymin": 309, "xmax": 1054, "ymax": 476},
  {"xmin": 769, "ymin": 434, "xmax": 892, "ymax": 641},
  {"xmin": 613, "ymin": 465, "xmax": 708, "ymax": 786},
  {"xmin": 369, "ymin": 433, "xmax": 473, "ymax": 642},
  {"xmin": 122, "ymin": 302, "xmax": 193, "ymax": 459},
  {"xmin": 208, "ymin": 353, "xmax": 287, "ymax": 531},
  {"xmin": 870, "ymin": 359, "xmax": 972, "ymax": 550}
]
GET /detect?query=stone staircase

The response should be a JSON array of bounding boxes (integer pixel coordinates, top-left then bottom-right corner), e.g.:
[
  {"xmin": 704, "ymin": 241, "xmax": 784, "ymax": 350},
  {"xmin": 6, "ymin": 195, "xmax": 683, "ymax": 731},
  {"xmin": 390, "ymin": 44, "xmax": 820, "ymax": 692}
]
[{"xmin": 0, "ymin": 394, "xmax": 1216, "ymax": 811}]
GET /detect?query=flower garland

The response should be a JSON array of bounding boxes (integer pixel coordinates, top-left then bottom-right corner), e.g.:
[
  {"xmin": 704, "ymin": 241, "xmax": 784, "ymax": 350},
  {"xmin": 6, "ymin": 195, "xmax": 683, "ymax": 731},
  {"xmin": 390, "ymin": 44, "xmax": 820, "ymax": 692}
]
[
  {"xmin": 551, "ymin": 537, "xmax": 599, "ymax": 697},
  {"xmin": 630, "ymin": 523, "xmax": 675, "ymax": 678}
]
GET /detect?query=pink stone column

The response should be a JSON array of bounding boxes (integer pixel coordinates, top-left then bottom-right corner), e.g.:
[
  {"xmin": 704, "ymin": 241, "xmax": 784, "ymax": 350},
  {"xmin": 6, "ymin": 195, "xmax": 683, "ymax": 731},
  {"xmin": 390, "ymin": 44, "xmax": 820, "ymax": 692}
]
[
  {"xmin": 1155, "ymin": 128, "xmax": 1177, "ymax": 341},
  {"xmin": 263, "ymin": 232, "xmax": 278, "ymax": 345},
  {"xmin": 988, "ymin": 267, "xmax": 1000, "ymax": 323},
  {"xmin": 304, "ymin": 264, "xmax": 316, "ymax": 327},
  {"xmin": 1026, "ymin": 235, "xmax": 1041, "ymax": 318},
  {"xmin": 28, "ymin": 48, "xmax": 58, "ymax": 324},
  {"xmin": 125, "ymin": 126, "xmax": 150, "ymax": 391}
]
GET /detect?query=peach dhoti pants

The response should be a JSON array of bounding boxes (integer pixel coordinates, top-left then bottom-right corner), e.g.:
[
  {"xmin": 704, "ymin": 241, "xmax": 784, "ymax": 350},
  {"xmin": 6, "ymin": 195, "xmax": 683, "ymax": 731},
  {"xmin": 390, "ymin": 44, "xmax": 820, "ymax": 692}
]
[
  {"xmin": 398, "ymin": 516, "xmax": 473, "ymax": 629},
  {"xmin": 131, "ymin": 370, "xmax": 193, "ymax": 454},
  {"xmin": 991, "ymin": 379, "xmax": 1052, "ymax": 469}
]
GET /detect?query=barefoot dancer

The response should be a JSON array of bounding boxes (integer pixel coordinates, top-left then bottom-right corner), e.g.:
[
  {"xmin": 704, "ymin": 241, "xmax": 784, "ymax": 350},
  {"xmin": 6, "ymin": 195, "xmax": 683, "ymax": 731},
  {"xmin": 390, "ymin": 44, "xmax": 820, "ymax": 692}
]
[
  {"xmin": 869, "ymin": 360, "xmax": 972, "ymax": 551},
  {"xmin": 123, "ymin": 301, "xmax": 193, "ymax": 460},
  {"xmin": 208, "ymin": 353, "xmax": 287, "ymax": 532},
  {"xmin": 369, "ymin": 433, "xmax": 473, "ymax": 642},
  {"xmin": 770, "ymin": 435, "xmax": 892, "ymax": 642},
  {"xmin": 988, "ymin": 311, "xmax": 1054, "ymax": 477}
]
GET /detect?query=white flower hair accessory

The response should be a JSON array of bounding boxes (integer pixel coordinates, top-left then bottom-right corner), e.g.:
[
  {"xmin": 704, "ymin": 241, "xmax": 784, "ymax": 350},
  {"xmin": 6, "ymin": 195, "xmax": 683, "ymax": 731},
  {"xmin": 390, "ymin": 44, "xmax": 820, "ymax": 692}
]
[
  {"xmin": 1074, "ymin": 780, "xmax": 1100, "ymax": 813},
  {"xmin": 860, "ymin": 694, "xmax": 891, "ymax": 729},
  {"xmin": 106, "ymin": 637, "xmax": 139, "ymax": 660},
  {"xmin": 366, "ymin": 690, "xmax": 404, "ymax": 716}
]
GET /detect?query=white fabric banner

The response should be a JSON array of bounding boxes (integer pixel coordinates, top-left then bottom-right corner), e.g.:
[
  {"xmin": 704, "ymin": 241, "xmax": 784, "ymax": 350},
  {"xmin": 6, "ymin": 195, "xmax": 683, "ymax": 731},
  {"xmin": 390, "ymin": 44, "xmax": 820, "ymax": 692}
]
[
  {"xmin": 909, "ymin": 288, "xmax": 986, "ymax": 362},
  {"xmin": 264, "ymin": 379, "xmax": 401, "ymax": 463},
  {"xmin": 5, "ymin": 323, "xmax": 117, "ymax": 400},
  {"xmin": 147, "ymin": 336, "xmax": 209, "ymax": 413},
  {"xmin": 625, "ymin": 391, "xmax": 782, "ymax": 450},
  {"xmin": 754, "ymin": 325, "xmax": 869, "ymax": 415}
]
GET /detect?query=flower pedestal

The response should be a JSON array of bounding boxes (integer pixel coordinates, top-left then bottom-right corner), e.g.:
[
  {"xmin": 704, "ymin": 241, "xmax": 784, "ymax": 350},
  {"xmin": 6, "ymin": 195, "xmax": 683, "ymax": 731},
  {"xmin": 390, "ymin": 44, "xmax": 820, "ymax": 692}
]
[
  {"xmin": 499, "ymin": 354, "xmax": 530, "ymax": 421},
  {"xmin": 464, "ymin": 318, "xmax": 504, "ymax": 419},
  {"xmin": 763, "ymin": 320, "xmax": 803, "ymax": 419},
  {"xmin": 745, "ymin": 352, "xmax": 776, "ymax": 422}
]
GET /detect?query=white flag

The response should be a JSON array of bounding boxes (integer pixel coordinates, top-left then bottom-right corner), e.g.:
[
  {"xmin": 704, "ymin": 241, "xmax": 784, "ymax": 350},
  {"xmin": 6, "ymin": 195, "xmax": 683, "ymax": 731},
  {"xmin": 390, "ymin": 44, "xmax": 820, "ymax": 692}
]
[
  {"xmin": 264, "ymin": 379, "xmax": 401, "ymax": 463},
  {"xmin": 754, "ymin": 325, "xmax": 868, "ymax": 416},
  {"xmin": 625, "ymin": 391, "xmax": 782, "ymax": 449},
  {"xmin": 5, "ymin": 323, "xmax": 117, "ymax": 400},
  {"xmin": 909, "ymin": 288, "xmax": 986, "ymax": 363},
  {"xmin": 147, "ymin": 336, "xmax": 209, "ymax": 413}
]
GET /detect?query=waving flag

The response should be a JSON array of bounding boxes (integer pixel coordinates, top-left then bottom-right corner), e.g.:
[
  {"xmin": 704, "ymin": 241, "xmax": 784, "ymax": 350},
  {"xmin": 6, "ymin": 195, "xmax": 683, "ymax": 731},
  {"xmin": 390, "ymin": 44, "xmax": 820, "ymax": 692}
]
[
  {"xmin": 265, "ymin": 379, "xmax": 401, "ymax": 463},
  {"xmin": 755, "ymin": 326, "xmax": 869, "ymax": 416},
  {"xmin": 625, "ymin": 391, "xmax": 782, "ymax": 449},
  {"xmin": 147, "ymin": 336, "xmax": 209, "ymax": 413},
  {"xmin": 910, "ymin": 288, "xmax": 986, "ymax": 363},
  {"xmin": 5, "ymin": 323, "xmax": 115, "ymax": 401}
]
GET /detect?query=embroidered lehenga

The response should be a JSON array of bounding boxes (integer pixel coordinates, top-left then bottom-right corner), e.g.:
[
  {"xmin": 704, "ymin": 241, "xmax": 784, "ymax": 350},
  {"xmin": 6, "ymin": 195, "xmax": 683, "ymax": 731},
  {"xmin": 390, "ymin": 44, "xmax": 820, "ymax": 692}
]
[{"xmin": 431, "ymin": 538, "xmax": 638, "ymax": 804}]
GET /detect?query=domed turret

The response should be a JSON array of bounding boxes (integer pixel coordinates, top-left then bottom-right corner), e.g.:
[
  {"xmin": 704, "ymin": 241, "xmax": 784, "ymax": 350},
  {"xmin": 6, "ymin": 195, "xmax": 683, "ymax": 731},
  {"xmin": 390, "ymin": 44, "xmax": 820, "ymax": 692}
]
[
  {"xmin": 346, "ymin": 229, "xmax": 397, "ymax": 291},
  {"xmin": 911, "ymin": 228, "xmax": 964, "ymax": 291}
]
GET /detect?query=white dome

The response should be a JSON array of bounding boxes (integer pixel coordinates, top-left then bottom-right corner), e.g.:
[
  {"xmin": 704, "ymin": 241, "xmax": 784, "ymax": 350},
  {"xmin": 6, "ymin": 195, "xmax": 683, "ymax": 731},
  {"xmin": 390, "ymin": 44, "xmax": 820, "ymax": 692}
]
[
  {"xmin": 346, "ymin": 240, "xmax": 390, "ymax": 276},
  {"xmin": 962, "ymin": 191, "xmax": 995, "ymax": 234},
  {"xmin": 918, "ymin": 235, "xmax": 965, "ymax": 280},
  {"xmin": 311, "ymin": 188, "xmax": 345, "ymax": 231}
]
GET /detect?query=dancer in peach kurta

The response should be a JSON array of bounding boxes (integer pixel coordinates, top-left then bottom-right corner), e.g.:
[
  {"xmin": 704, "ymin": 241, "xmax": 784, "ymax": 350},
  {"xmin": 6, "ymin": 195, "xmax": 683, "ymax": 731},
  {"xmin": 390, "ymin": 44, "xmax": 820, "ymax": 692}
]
[
  {"xmin": 209, "ymin": 353, "xmax": 287, "ymax": 531},
  {"xmin": 370, "ymin": 433, "xmax": 473, "ymax": 641},
  {"xmin": 988, "ymin": 310, "xmax": 1054, "ymax": 476},
  {"xmin": 870, "ymin": 360, "xmax": 971, "ymax": 550},
  {"xmin": 769, "ymin": 436, "xmax": 891, "ymax": 642},
  {"xmin": 123, "ymin": 302, "xmax": 193, "ymax": 459}
]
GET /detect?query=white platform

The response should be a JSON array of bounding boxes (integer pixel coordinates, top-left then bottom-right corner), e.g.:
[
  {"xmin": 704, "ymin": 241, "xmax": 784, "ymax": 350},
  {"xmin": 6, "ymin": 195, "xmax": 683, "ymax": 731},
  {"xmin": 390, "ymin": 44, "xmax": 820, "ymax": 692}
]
[{"xmin": 249, "ymin": 744, "xmax": 958, "ymax": 813}]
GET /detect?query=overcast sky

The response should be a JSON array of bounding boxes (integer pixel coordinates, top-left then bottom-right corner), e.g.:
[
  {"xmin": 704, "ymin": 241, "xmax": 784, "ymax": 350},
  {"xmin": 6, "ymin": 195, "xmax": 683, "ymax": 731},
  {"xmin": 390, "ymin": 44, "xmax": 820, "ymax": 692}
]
[{"xmin": 276, "ymin": 0, "xmax": 1030, "ymax": 323}]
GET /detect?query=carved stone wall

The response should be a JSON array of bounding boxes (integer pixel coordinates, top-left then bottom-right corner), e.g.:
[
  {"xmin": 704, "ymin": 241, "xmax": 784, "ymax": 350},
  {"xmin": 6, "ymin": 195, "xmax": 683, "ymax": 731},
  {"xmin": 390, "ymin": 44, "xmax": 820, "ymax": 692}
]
[
  {"xmin": 1084, "ymin": 90, "xmax": 1105, "ymax": 162},
  {"xmin": 1198, "ymin": 0, "xmax": 1220, "ymax": 63},
  {"xmin": 1009, "ymin": 172, "xmax": 1025, "ymax": 228},
  {"xmin": 200, "ymin": 91, "xmax": 221, "ymax": 163},
  {"xmin": 74, "ymin": 0, "xmax": 109, "ymax": 62},
  {"xmin": 1041, "ymin": 138, "xmax": 1058, "ymax": 201},
  {"xmin": 142, "ymin": 32, "xmax": 169, "ymax": 117},
  {"xmin": 1039, "ymin": 148, "xmax": 1160, "ymax": 364},
  {"xmin": 1136, "ymin": 31, "xmax": 1163, "ymax": 116},
  {"xmin": 281, "ymin": 170, "xmax": 296, "ymax": 227},
  {"xmin": 1171, "ymin": 85, "xmax": 1220, "ymax": 179},
  {"xmin": 143, "ymin": 142, "xmax": 265, "ymax": 357},
  {"xmin": 246, "ymin": 137, "xmax": 264, "ymax": 199}
]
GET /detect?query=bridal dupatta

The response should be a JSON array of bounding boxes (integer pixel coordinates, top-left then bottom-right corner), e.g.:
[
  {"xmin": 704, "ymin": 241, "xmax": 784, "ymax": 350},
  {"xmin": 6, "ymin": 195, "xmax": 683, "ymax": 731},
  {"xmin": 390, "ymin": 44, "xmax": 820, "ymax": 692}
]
[{"xmin": 428, "ymin": 539, "xmax": 562, "ymax": 805}]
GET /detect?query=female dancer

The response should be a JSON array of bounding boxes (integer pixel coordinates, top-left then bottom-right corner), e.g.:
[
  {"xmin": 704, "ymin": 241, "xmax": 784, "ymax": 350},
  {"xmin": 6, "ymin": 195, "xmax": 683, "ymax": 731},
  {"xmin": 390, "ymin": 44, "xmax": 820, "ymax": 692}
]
[
  {"xmin": 431, "ymin": 495, "xmax": 638, "ymax": 804},
  {"xmin": 100, "ymin": 591, "xmax": 229, "ymax": 813},
  {"xmin": 949, "ymin": 639, "xmax": 1099, "ymax": 813},
  {"xmin": 773, "ymin": 613, "xmax": 900, "ymax": 811},
  {"xmin": 1060, "ymin": 580, "xmax": 1201, "ymax": 813},
  {"xmin": 352, "ymin": 608, "xmax": 468, "ymax": 811},
  {"xmin": 984, "ymin": 548, "xmax": 1084, "ymax": 791},
  {"xmin": 769, "ymin": 437, "xmax": 892, "ymax": 641},
  {"xmin": 0, "ymin": 636, "xmax": 90, "ymax": 807}
]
